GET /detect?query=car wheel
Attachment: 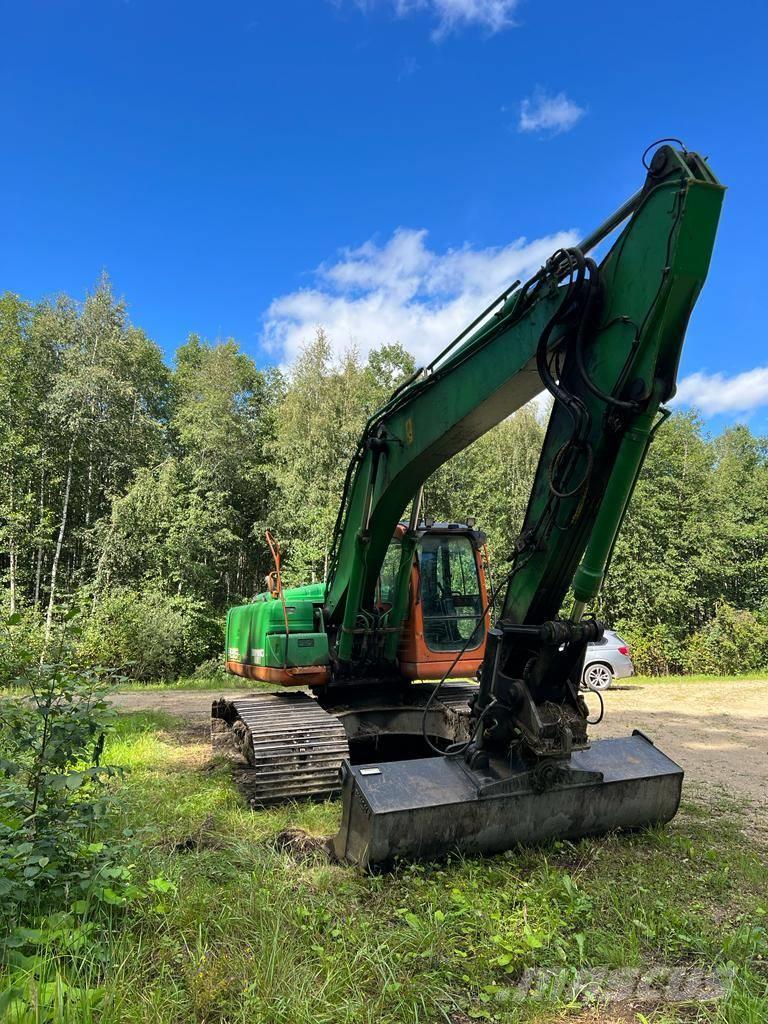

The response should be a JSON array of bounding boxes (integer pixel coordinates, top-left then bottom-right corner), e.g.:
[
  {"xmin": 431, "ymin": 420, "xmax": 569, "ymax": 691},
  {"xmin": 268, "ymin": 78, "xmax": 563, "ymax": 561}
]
[{"xmin": 583, "ymin": 662, "xmax": 613, "ymax": 691}]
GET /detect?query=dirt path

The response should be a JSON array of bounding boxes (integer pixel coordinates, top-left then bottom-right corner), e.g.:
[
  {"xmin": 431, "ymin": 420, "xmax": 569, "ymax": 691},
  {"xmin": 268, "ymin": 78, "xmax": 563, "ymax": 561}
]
[
  {"xmin": 113, "ymin": 679, "xmax": 768, "ymax": 819},
  {"xmin": 586, "ymin": 679, "xmax": 767, "ymax": 826}
]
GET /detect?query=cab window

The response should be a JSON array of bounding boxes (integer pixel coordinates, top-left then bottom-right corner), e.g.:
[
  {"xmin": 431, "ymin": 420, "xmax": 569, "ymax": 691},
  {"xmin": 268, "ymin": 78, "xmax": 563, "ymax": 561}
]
[
  {"xmin": 419, "ymin": 534, "xmax": 484, "ymax": 652},
  {"xmin": 377, "ymin": 539, "xmax": 401, "ymax": 608}
]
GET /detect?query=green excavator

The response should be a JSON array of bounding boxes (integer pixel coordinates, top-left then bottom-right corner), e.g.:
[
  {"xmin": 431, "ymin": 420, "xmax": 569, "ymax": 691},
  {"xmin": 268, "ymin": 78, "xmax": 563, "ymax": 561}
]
[{"xmin": 213, "ymin": 143, "xmax": 724, "ymax": 866}]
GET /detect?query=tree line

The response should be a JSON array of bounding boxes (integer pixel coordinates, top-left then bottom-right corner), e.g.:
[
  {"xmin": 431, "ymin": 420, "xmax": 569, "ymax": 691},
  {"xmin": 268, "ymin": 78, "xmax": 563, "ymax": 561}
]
[{"xmin": 1, "ymin": 278, "xmax": 767, "ymax": 679}]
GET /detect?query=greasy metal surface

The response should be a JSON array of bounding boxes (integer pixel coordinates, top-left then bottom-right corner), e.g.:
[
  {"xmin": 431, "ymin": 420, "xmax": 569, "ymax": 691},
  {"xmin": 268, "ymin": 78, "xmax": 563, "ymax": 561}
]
[
  {"xmin": 332, "ymin": 682, "xmax": 476, "ymax": 748},
  {"xmin": 332, "ymin": 732, "xmax": 684, "ymax": 866}
]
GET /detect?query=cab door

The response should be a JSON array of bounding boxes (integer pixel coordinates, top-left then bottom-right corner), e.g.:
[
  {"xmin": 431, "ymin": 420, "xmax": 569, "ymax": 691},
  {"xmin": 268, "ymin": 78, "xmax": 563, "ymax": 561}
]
[{"xmin": 398, "ymin": 530, "xmax": 489, "ymax": 681}]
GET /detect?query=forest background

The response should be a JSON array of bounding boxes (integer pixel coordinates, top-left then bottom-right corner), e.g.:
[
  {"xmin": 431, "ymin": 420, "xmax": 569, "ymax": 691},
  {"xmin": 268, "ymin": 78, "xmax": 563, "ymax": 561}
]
[{"xmin": 2, "ymin": 278, "xmax": 767, "ymax": 681}]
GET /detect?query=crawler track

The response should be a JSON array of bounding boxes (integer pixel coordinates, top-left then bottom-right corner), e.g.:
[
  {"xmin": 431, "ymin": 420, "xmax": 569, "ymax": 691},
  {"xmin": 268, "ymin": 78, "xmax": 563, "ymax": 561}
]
[
  {"xmin": 212, "ymin": 683, "xmax": 479, "ymax": 807},
  {"xmin": 214, "ymin": 692, "xmax": 350, "ymax": 805}
]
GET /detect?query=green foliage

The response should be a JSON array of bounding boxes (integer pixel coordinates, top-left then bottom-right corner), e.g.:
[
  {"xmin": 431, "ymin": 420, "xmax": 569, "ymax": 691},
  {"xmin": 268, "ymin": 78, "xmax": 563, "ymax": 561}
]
[
  {"xmin": 424, "ymin": 403, "xmax": 546, "ymax": 562},
  {"xmin": 27, "ymin": 709, "xmax": 760, "ymax": 1023},
  {"xmin": 0, "ymin": 620, "xmax": 192, "ymax": 1021},
  {"xmin": 96, "ymin": 336, "xmax": 278, "ymax": 607},
  {"xmin": 0, "ymin": 618, "xmax": 124, "ymax": 932},
  {"xmin": 0, "ymin": 282, "xmax": 277, "ymax": 677},
  {"xmin": 268, "ymin": 330, "xmax": 415, "ymax": 584},
  {"xmin": 0, "ymin": 609, "xmax": 47, "ymax": 687},
  {"xmin": 601, "ymin": 412, "xmax": 719, "ymax": 637},
  {"xmin": 77, "ymin": 588, "xmax": 223, "ymax": 681},
  {"xmin": 614, "ymin": 621, "xmax": 686, "ymax": 676},
  {"xmin": 684, "ymin": 602, "xmax": 768, "ymax": 675},
  {"xmin": 600, "ymin": 412, "xmax": 768, "ymax": 673}
]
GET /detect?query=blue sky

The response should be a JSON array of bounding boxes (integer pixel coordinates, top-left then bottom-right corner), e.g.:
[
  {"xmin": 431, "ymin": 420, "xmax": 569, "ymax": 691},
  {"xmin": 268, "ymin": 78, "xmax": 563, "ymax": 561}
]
[{"xmin": 3, "ymin": 0, "xmax": 766, "ymax": 428}]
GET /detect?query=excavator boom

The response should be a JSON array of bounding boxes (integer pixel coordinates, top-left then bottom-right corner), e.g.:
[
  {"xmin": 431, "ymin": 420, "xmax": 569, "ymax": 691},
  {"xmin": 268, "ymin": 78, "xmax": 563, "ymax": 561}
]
[
  {"xmin": 329, "ymin": 144, "xmax": 724, "ymax": 864},
  {"xmin": 324, "ymin": 147, "xmax": 723, "ymax": 680}
]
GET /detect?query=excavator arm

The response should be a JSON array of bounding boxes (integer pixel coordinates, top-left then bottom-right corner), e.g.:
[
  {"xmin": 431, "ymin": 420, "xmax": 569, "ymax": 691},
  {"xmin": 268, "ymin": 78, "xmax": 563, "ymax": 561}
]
[
  {"xmin": 325, "ymin": 146, "xmax": 724, "ymax": 693},
  {"xmin": 218, "ymin": 144, "xmax": 725, "ymax": 865},
  {"xmin": 326, "ymin": 145, "xmax": 725, "ymax": 865}
]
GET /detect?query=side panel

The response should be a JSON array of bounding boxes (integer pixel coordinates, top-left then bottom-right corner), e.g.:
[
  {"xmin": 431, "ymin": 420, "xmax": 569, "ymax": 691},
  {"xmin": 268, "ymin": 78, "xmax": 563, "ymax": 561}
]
[{"xmin": 225, "ymin": 584, "xmax": 330, "ymax": 686}]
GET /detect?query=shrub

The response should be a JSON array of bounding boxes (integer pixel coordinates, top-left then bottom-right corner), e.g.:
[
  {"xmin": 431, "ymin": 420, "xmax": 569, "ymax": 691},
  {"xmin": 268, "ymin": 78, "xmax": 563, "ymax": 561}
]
[
  {"xmin": 684, "ymin": 602, "xmax": 768, "ymax": 675},
  {"xmin": 0, "ymin": 617, "xmax": 180, "ymax": 1011},
  {"xmin": 614, "ymin": 621, "xmax": 686, "ymax": 676},
  {"xmin": 77, "ymin": 588, "xmax": 223, "ymax": 681},
  {"xmin": 0, "ymin": 616, "xmax": 127, "ymax": 934},
  {"xmin": 190, "ymin": 655, "xmax": 228, "ymax": 682},
  {"xmin": 0, "ymin": 608, "xmax": 48, "ymax": 688}
]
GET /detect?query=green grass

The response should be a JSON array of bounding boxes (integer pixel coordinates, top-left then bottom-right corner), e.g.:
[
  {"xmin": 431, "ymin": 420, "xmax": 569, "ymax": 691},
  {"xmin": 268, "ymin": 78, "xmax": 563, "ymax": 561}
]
[
  {"xmin": 10, "ymin": 711, "xmax": 767, "ymax": 1023},
  {"xmin": 0, "ymin": 673, "xmax": 265, "ymax": 698},
  {"xmin": 631, "ymin": 671, "xmax": 768, "ymax": 686},
  {"xmin": 3, "ymin": 709, "xmax": 767, "ymax": 1022},
  {"xmin": 115, "ymin": 673, "xmax": 262, "ymax": 693}
]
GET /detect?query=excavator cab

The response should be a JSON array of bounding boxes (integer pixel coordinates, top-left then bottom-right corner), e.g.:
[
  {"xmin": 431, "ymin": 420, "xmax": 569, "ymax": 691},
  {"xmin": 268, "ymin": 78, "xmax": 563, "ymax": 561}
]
[{"xmin": 392, "ymin": 522, "xmax": 489, "ymax": 681}]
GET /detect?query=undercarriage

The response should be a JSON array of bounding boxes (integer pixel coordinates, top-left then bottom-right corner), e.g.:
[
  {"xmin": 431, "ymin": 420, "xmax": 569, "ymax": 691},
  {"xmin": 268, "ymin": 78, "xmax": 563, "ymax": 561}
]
[
  {"xmin": 211, "ymin": 683, "xmax": 683, "ymax": 868},
  {"xmin": 211, "ymin": 682, "xmax": 478, "ymax": 804}
]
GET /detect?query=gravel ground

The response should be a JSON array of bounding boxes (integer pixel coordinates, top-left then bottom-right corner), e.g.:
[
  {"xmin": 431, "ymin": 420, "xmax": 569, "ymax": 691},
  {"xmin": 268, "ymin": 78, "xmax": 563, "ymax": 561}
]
[{"xmin": 587, "ymin": 679, "xmax": 767, "ymax": 811}]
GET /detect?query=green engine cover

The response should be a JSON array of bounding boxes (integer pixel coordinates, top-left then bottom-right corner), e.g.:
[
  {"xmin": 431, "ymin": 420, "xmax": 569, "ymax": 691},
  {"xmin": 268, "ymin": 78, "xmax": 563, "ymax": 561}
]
[{"xmin": 225, "ymin": 582, "xmax": 329, "ymax": 670}]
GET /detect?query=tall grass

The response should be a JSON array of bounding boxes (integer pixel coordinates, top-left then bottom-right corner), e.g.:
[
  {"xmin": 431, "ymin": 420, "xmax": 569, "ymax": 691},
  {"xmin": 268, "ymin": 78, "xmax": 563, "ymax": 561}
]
[{"xmin": 4, "ymin": 710, "xmax": 765, "ymax": 1023}]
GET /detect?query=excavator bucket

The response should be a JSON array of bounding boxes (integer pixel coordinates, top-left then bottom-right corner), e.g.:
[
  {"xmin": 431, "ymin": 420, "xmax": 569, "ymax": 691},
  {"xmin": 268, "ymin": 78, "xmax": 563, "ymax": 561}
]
[{"xmin": 332, "ymin": 731, "xmax": 682, "ymax": 867}]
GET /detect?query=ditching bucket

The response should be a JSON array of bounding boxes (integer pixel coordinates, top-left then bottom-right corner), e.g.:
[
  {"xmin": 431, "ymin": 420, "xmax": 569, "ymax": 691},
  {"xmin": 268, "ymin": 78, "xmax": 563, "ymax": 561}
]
[{"xmin": 332, "ymin": 731, "xmax": 683, "ymax": 867}]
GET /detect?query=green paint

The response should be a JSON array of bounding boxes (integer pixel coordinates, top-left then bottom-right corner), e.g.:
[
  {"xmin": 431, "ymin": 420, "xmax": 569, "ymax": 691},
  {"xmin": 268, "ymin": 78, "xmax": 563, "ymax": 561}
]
[{"xmin": 225, "ymin": 582, "xmax": 326, "ymax": 670}]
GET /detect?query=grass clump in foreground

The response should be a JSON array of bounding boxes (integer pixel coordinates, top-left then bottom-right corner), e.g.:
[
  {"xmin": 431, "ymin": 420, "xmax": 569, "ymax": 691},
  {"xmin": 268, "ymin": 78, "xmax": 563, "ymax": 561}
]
[{"xmin": 5, "ymin": 711, "xmax": 767, "ymax": 1024}]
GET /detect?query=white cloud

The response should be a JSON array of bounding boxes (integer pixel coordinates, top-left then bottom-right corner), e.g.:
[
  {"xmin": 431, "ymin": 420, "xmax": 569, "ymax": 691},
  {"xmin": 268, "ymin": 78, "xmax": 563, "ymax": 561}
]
[
  {"xmin": 354, "ymin": 0, "xmax": 520, "ymax": 37},
  {"xmin": 518, "ymin": 89, "xmax": 585, "ymax": 136},
  {"xmin": 673, "ymin": 368, "xmax": 768, "ymax": 416},
  {"xmin": 262, "ymin": 226, "xmax": 579, "ymax": 367}
]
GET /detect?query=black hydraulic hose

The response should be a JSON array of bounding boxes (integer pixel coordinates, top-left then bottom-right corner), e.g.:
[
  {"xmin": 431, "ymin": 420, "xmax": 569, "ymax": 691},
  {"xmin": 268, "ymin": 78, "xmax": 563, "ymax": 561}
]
[
  {"xmin": 533, "ymin": 248, "xmax": 596, "ymax": 503},
  {"xmin": 419, "ymin": 593, "xmax": 500, "ymax": 757},
  {"xmin": 534, "ymin": 249, "xmax": 590, "ymax": 433},
  {"xmin": 420, "ymin": 554, "xmax": 533, "ymax": 757},
  {"xmin": 587, "ymin": 687, "xmax": 605, "ymax": 725},
  {"xmin": 642, "ymin": 138, "xmax": 687, "ymax": 172},
  {"xmin": 573, "ymin": 257, "xmax": 644, "ymax": 411}
]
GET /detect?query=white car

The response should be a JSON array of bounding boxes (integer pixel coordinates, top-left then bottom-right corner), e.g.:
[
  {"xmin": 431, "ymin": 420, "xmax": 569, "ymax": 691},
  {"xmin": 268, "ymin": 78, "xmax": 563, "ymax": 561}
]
[{"xmin": 582, "ymin": 629, "xmax": 634, "ymax": 691}]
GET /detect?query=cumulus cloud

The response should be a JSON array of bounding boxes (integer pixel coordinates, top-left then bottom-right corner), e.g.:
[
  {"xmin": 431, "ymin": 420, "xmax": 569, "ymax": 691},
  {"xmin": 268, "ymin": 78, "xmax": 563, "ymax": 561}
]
[
  {"xmin": 518, "ymin": 89, "xmax": 586, "ymax": 136},
  {"xmin": 354, "ymin": 0, "xmax": 520, "ymax": 36},
  {"xmin": 673, "ymin": 368, "xmax": 768, "ymax": 416},
  {"xmin": 262, "ymin": 226, "xmax": 579, "ymax": 367}
]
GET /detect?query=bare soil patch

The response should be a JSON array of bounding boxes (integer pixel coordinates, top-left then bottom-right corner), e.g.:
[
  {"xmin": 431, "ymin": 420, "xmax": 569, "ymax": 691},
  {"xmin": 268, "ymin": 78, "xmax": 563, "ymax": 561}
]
[
  {"xmin": 113, "ymin": 687, "xmax": 250, "ymax": 726},
  {"xmin": 586, "ymin": 678, "xmax": 768, "ymax": 835}
]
